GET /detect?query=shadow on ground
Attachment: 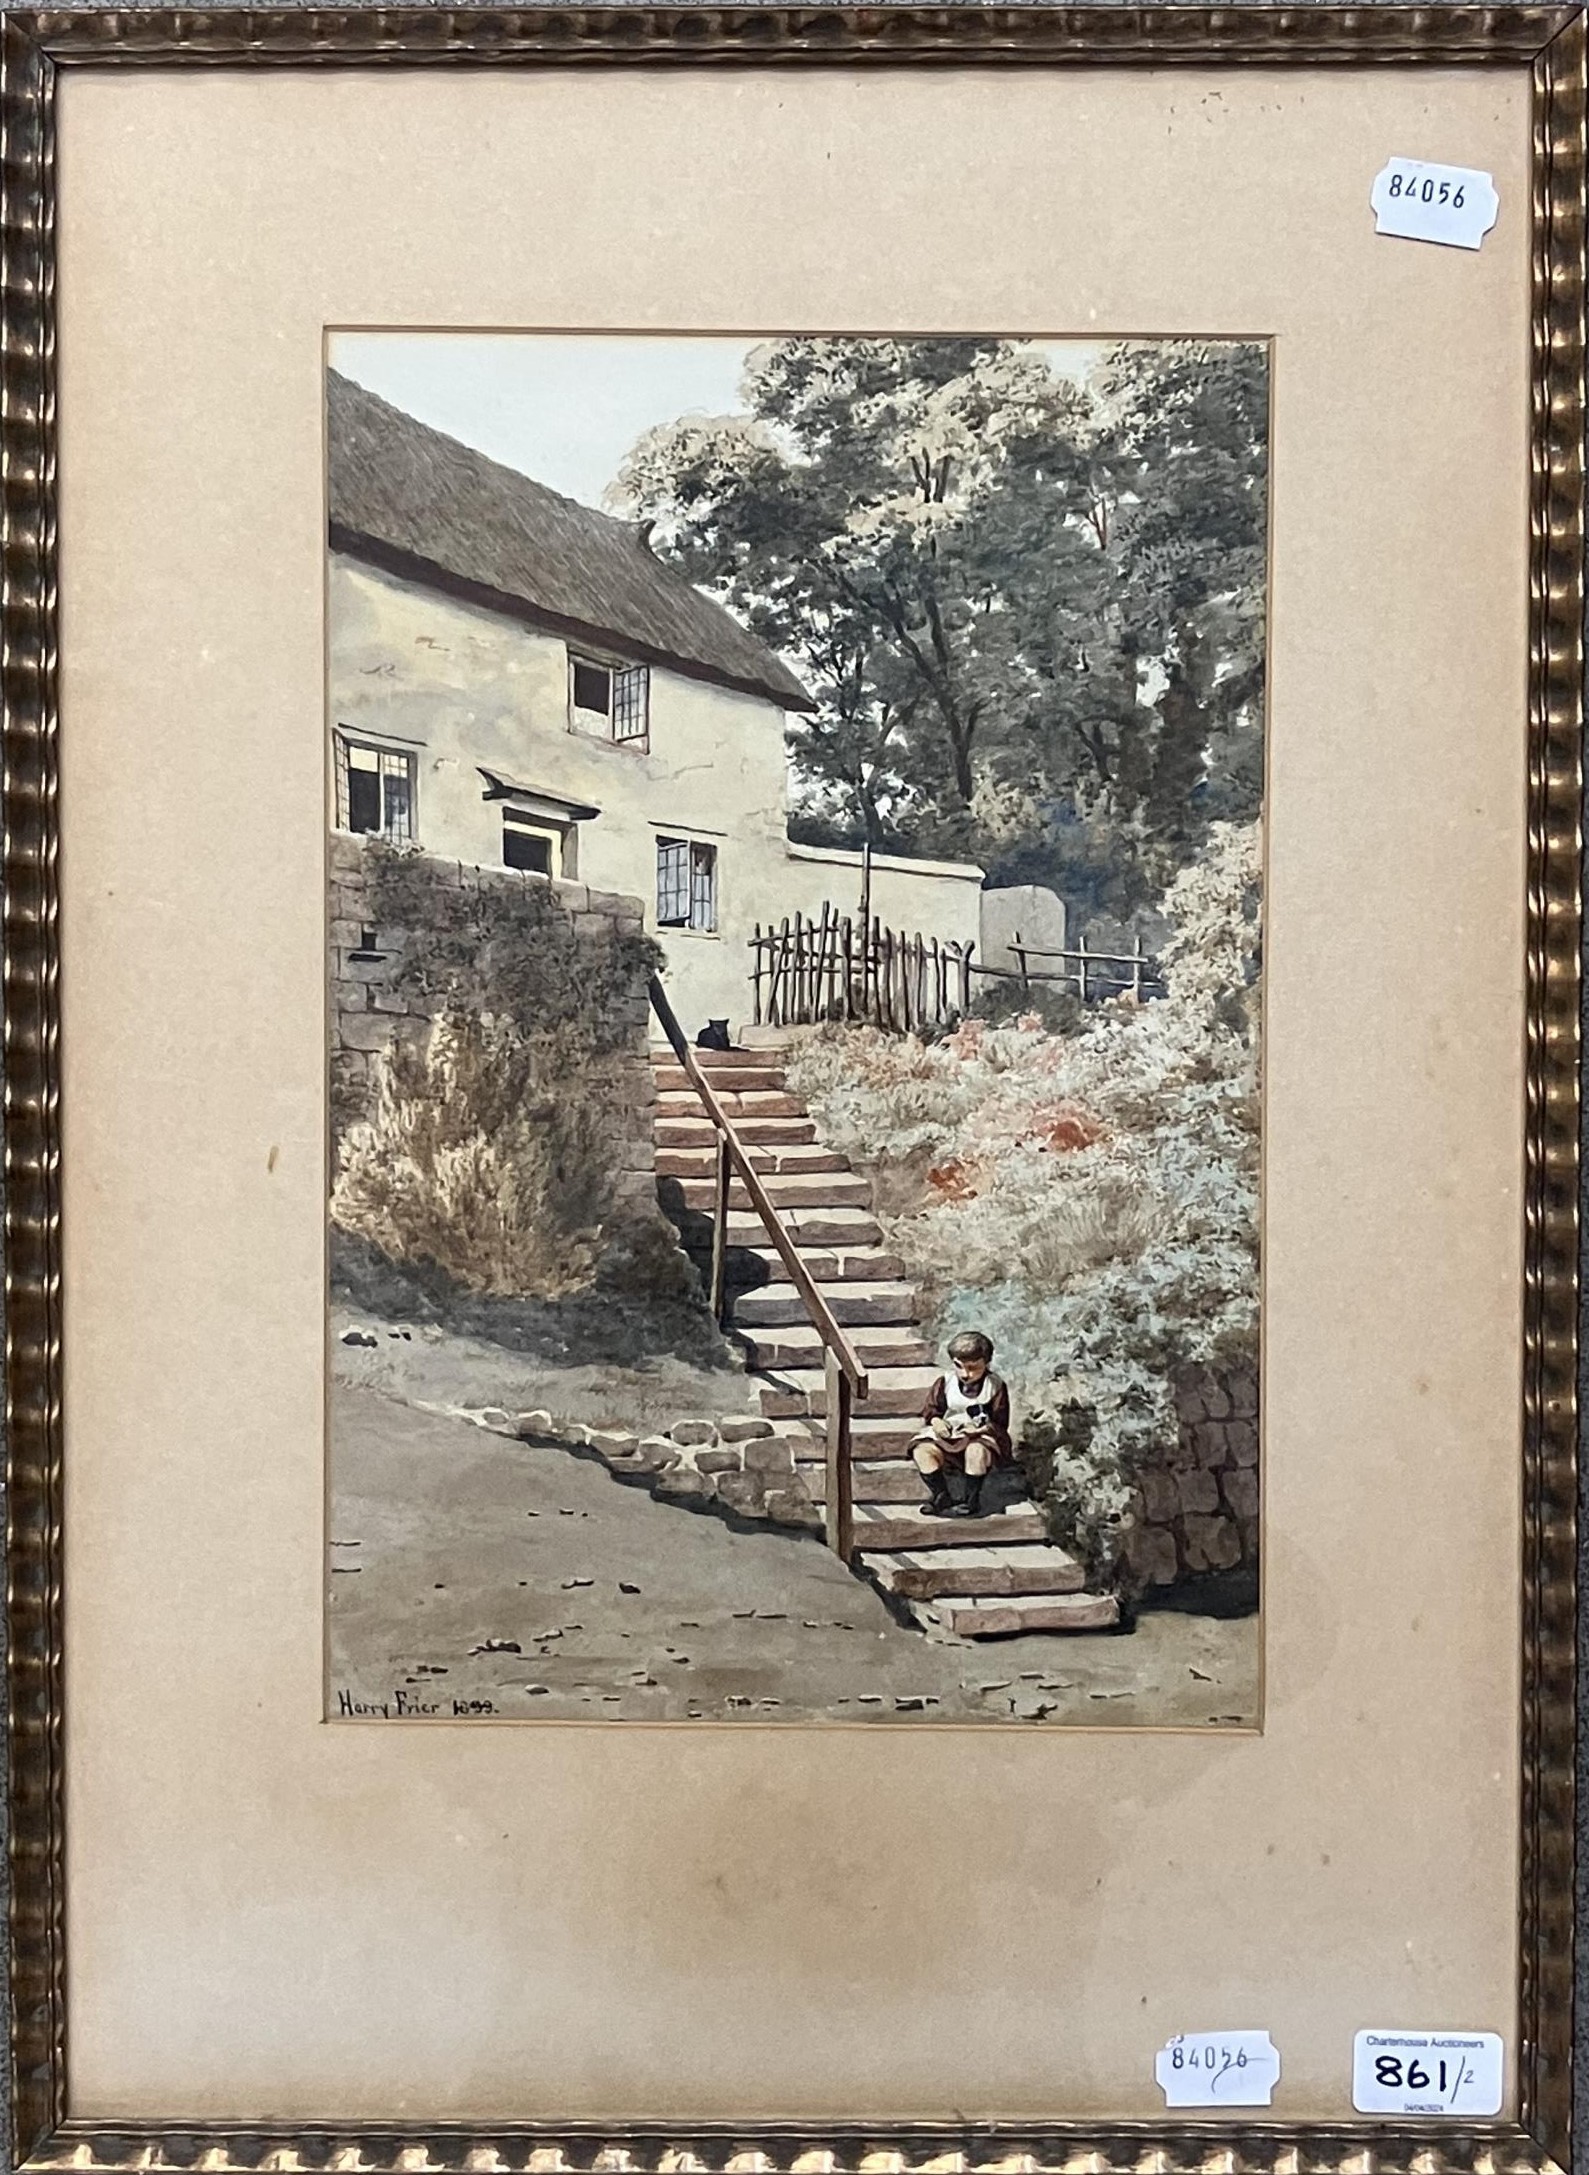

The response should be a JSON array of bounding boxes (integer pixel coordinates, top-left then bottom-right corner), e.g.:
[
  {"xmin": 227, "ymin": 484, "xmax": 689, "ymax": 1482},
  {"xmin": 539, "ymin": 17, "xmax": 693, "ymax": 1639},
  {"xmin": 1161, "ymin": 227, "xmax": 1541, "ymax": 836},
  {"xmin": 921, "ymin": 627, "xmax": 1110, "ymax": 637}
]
[{"xmin": 332, "ymin": 1229, "xmax": 741, "ymax": 1373}]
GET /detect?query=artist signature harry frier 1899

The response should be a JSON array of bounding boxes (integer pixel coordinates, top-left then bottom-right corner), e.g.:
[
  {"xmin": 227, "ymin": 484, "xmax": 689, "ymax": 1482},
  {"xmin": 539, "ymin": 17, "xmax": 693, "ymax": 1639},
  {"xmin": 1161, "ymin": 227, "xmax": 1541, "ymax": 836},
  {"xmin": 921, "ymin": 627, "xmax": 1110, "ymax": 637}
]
[{"xmin": 335, "ymin": 1689, "xmax": 497, "ymax": 1719}]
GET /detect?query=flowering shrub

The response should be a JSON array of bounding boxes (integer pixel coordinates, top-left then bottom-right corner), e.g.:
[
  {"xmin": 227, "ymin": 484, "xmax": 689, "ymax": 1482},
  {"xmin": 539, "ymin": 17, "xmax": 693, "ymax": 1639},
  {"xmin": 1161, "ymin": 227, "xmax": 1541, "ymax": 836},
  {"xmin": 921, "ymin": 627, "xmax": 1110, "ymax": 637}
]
[{"xmin": 786, "ymin": 821, "xmax": 1260, "ymax": 1581}]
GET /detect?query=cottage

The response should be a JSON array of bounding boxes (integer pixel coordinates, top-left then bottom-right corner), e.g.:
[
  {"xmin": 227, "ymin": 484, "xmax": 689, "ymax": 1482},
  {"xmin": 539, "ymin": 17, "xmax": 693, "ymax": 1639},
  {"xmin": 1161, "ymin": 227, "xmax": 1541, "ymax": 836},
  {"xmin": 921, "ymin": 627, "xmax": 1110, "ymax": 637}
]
[{"xmin": 326, "ymin": 371, "xmax": 984, "ymax": 1035}]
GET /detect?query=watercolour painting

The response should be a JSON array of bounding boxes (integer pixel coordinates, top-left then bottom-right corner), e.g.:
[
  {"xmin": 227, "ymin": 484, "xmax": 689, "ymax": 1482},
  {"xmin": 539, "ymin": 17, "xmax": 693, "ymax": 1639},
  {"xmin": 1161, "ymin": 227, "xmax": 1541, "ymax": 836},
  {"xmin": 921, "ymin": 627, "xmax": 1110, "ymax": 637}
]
[{"xmin": 326, "ymin": 332, "xmax": 1266, "ymax": 1726}]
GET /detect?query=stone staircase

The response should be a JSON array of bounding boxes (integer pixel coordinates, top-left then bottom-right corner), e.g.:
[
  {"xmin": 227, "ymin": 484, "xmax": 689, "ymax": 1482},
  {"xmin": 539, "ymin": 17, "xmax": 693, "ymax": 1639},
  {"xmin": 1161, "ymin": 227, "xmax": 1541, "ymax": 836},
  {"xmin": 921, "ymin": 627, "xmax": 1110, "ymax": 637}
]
[{"xmin": 650, "ymin": 1041, "xmax": 1120, "ymax": 1641}]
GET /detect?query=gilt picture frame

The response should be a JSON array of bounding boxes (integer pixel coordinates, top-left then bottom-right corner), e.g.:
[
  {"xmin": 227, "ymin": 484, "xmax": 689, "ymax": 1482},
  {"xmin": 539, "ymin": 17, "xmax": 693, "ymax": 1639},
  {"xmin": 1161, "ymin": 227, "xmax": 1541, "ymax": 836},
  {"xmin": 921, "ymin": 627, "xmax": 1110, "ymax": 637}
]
[{"xmin": 2, "ymin": 5, "xmax": 1582, "ymax": 2168}]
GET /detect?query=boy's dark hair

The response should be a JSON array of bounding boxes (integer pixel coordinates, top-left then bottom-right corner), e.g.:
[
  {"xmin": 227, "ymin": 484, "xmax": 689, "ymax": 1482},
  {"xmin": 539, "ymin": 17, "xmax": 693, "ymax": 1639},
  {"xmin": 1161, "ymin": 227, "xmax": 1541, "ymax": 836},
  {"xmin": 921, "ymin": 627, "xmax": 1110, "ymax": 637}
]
[{"xmin": 947, "ymin": 1329, "xmax": 994, "ymax": 1364}]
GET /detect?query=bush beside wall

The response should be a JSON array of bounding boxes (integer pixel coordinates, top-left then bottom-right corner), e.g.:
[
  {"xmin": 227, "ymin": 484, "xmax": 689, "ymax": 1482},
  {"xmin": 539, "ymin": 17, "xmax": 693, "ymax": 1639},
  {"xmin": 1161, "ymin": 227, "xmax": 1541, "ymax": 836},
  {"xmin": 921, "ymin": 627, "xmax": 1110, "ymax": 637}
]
[{"xmin": 329, "ymin": 836, "xmax": 689, "ymax": 1305}]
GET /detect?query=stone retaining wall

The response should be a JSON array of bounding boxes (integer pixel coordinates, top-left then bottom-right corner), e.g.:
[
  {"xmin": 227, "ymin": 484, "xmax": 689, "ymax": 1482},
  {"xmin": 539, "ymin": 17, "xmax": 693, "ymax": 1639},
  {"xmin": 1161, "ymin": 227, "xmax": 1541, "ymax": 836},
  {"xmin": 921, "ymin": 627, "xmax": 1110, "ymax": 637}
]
[
  {"xmin": 1121, "ymin": 1361, "xmax": 1259, "ymax": 1595},
  {"xmin": 328, "ymin": 835, "xmax": 691, "ymax": 1305},
  {"xmin": 328, "ymin": 834, "xmax": 657, "ymax": 1217}
]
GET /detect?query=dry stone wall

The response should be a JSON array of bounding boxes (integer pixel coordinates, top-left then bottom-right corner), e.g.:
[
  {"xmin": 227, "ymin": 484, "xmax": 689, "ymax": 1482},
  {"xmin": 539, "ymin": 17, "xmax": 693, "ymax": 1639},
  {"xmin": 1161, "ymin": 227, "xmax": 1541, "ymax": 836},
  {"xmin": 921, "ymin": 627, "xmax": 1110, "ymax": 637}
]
[
  {"xmin": 328, "ymin": 834, "xmax": 669, "ymax": 1275},
  {"xmin": 1121, "ymin": 1361, "xmax": 1259, "ymax": 1595}
]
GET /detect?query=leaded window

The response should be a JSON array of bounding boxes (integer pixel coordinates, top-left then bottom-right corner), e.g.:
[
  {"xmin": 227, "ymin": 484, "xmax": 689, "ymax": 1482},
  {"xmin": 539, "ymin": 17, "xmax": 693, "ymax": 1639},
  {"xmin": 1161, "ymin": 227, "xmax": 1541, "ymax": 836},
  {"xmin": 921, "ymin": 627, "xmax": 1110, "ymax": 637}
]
[
  {"xmin": 656, "ymin": 836, "xmax": 716, "ymax": 932},
  {"xmin": 570, "ymin": 652, "xmax": 649, "ymax": 747},
  {"xmin": 335, "ymin": 735, "xmax": 415, "ymax": 843}
]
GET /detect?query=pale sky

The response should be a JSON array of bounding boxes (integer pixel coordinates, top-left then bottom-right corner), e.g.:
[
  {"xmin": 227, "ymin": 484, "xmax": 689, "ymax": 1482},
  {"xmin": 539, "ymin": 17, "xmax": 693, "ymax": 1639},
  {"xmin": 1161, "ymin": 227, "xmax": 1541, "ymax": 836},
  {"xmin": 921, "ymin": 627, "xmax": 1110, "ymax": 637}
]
[{"xmin": 328, "ymin": 331, "xmax": 1106, "ymax": 512}]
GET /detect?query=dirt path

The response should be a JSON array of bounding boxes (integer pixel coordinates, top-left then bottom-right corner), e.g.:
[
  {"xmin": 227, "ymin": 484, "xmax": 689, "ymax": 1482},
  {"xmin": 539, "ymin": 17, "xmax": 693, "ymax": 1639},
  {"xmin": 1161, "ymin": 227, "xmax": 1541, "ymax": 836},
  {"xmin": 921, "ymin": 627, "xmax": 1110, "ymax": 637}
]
[{"xmin": 329, "ymin": 1385, "xmax": 1259, "ymax": 1727}]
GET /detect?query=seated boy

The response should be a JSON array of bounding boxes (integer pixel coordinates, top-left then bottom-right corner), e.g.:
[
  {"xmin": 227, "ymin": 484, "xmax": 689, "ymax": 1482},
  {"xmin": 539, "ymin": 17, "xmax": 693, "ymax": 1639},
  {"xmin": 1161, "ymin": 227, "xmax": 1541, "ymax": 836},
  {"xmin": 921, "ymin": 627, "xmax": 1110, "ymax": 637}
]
[{"xmin": 911, "ymin": 1329, "xmax": 1012, "ymax": 1519}]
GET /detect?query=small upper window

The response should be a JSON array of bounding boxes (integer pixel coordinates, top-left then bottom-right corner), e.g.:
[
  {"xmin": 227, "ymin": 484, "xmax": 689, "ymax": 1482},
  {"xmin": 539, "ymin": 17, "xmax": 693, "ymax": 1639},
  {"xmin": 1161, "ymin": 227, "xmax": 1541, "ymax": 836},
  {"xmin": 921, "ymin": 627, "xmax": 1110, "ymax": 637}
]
[
  {"xmin": 570, "ymin": 653, "xmax": 649, "ymax": 747},
  {"xmin": 335, "ymin": 734, "xmax": 415, "ymax": 843},
  {"xmin": 657, "ymin": 836, "xmax": 717, "ymax": 932},
  {"xmin": 572, "ymin": 658, "xmax": 610, "ymax": 716},
  {"xmin": 503, "ymin": 810, "xmax": 559, "ymax": 877}
]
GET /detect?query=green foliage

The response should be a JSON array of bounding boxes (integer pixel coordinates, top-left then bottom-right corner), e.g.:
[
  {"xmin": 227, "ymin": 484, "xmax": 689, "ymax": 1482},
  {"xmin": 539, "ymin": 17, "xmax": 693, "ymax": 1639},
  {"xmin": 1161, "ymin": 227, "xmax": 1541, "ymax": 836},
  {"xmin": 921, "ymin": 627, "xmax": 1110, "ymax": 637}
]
[
  {"xmin": 363, "ymin": 843, "xmax": 662, "ymax": 1052},
  {"xmin": 334, "ymin": 849, "xmax": 681, "ymax": 1305},
  {"xmin": 334, "ymin": 1010, "xmax": 617, "ymax": 1299},
  {"xmin": 785, "ymin": 821, "xmax": 1260, "ymax": 1584},
  {"xmin": 966, "ymin": 975, "xmax": 1083, "ymax": 1037},
  {"xmin": 615, "ymin": 338, "xmax": 1267, "ymax": 908}
]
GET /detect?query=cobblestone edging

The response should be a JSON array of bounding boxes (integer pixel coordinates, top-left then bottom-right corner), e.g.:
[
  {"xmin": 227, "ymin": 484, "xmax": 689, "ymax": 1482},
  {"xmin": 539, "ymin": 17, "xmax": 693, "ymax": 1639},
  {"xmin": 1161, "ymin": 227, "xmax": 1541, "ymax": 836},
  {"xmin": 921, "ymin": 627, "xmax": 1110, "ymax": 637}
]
[
  {"xmin": 450, "ymin": 1405, "xmax": 826, "ymax": 1535},
  {"xmin": 1122, "ymin": 1361, "xmax": 1259, "ymax": 1593}
]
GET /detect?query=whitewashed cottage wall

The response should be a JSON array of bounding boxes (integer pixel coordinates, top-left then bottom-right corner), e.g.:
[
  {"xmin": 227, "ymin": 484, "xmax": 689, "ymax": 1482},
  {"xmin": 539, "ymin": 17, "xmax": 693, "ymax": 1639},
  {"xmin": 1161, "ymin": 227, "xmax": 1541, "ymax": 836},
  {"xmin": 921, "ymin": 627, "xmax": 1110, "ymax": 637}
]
[{"xmin": 329, "ymin": 552, "xmax": 985, "ymax": 1034}]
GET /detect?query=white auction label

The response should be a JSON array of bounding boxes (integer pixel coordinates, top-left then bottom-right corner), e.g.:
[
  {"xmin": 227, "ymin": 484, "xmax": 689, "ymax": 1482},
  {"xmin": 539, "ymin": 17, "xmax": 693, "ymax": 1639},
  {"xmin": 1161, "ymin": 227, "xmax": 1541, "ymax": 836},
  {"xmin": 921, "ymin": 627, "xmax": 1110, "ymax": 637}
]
[
  {"xmin": 1155, "ymin": 2030, "xmax": 1280, "ymax": 2108},
  {"xmin": 1352, "ymin": 2031, "xmax": 1504, "ymax": 2116},
  {"xmin": 1371, "ymin": 158, "xmax": 1498, "ymax": 250}
]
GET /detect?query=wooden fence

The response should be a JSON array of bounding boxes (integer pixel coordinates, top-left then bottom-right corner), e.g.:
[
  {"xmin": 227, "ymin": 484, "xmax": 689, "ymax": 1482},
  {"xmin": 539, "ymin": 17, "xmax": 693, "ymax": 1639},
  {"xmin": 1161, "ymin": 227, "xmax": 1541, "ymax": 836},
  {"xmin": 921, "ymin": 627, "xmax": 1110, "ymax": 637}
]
[
  {"xmin": 976, "ymin": 933, "xmax": 1163, "ymax": 1004},
  {"xmin": 750, "ymin": 907, "xmax": 975, "ymax": 1034}
]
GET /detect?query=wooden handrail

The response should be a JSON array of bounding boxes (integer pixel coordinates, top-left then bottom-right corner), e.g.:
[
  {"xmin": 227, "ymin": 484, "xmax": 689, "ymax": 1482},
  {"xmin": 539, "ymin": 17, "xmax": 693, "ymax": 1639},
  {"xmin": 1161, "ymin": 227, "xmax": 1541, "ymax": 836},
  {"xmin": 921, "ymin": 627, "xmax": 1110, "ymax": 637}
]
[{"xmin": 649, "ymin": 976, "xmax": 870, "ymax": 1399}]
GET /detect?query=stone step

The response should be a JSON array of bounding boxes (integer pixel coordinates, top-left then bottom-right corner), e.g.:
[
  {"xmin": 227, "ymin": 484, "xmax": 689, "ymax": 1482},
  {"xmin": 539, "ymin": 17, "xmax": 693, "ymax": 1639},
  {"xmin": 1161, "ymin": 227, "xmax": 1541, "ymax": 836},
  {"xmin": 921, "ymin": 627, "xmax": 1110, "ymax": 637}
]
[
  {"xmin": 657, "ymin": 1143, "xmax": 850, "ymax": 1180},
  {"xmin": 676, "ymin": 1171, "xmax": 872, "ymax": 1213},
  {"xmin": 758, "ymin": 1363, "xmax": 938, "ymax": 1419},
  {"xmin": 650, "ymin": 1043, "xmax": 781, "ymax": 1068},
  {"xmin": 735, "ymin": 1026, "xmax": 804, "ymax": 1050},
  {"xmin": 865, "ymin": 1543, "xmax": 1088, "ymax": 1601},
  {"xmin": 656, "ymin": 1114, "xmax": 817, "ymax": 1147},
  {"xmin": 797, "ymin": 1459, "xmax": 936, "ymax": 1505},
  {"xmin": 927, "ymin": 1591, "xmax": 1121, "ymax": 1638},
  {"xmin": 784, "ymin": 1414, "xmax": 925, "ymax": 1457},
  {"xmin": 728, "ymin": 1208, "xmax": 885, "ymax": 1251},
  {"xmin": 731, "ymin": 1280, "xmax": 921, "ymax": 1329},
  {"xmin": 657, "ymin": 1089, "xmax": 805, "ymax": 1120},
  {"xmin": 736, "ymin": 1324, "xmax": 933, "ymax": 1373},
  {"xmin": 740, "ymin": 1243, "xmax": 906, "ymax": 1284},
  {"xmin": 853, "ymin": 1502, "xmax": 1050, "ymax": 1551},
  {"xmin": 651, "ymin": 1063, "xmax": 788, "ymax": 1095}
]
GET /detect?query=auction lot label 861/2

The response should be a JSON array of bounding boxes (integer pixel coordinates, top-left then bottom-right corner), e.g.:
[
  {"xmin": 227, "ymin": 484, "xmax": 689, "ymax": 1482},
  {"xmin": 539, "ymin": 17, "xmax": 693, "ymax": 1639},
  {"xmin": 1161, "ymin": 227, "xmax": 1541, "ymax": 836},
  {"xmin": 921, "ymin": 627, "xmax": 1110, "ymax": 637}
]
[{"xmin": 1351, "ymin": 2031, "xmax": 1504, "ymax": 2116}]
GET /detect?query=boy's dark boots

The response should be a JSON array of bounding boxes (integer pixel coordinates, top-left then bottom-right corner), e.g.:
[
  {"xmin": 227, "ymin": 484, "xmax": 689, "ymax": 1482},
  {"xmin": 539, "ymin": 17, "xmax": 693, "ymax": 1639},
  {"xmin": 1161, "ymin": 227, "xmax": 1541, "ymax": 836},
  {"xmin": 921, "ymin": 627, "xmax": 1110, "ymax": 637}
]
[
  {"xmin": 921, "ymin": 1470, "xmax": 955, "ymax": 1518},
  {"xmin": 954, "ymin": 1476, "xmax": 985, "ymax": 1520}
]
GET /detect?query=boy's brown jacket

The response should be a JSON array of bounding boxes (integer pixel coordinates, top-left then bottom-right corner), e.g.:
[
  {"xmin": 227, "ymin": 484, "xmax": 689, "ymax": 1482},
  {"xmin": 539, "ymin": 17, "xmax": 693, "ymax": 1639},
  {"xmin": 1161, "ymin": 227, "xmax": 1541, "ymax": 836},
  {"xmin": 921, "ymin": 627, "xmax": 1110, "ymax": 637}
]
[{"xmin": 919, "ymin": 1374, "xmax": 1013, "ymax": 1462}]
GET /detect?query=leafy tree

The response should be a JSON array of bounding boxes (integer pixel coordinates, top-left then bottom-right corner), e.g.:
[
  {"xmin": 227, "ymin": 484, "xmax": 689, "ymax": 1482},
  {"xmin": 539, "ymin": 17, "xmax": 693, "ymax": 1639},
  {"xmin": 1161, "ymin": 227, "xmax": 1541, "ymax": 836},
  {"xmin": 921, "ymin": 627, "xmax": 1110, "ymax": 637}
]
[
  {"xmin": 965, "ymin": 341, "xmax": 1268, "ymax": 904},
  {"xmin": 614, "ymin": 336, "xmax": 1266, "ymax": 912},
  {"xmin": 617, "ymin": 340, "xmax": 1025, "ymax": 838}
]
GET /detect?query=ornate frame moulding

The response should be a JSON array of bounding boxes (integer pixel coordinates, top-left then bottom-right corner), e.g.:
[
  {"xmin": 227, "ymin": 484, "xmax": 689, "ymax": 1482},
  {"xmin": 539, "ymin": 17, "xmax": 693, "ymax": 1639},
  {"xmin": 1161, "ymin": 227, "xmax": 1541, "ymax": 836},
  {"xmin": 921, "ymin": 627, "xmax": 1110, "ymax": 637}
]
[{"xmin": 3, "ymin": 8, "xmax": 1581, "ymax": 2172}]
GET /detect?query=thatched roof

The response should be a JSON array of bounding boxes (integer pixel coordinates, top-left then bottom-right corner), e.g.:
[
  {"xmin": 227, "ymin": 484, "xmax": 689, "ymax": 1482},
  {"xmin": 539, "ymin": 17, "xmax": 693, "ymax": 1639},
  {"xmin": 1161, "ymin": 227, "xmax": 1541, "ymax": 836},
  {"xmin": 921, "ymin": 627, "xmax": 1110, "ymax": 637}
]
[{"xmin": 327, "ymin": 371, "xmax": 813, "ymax": 713}]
